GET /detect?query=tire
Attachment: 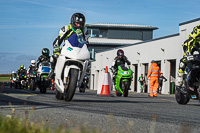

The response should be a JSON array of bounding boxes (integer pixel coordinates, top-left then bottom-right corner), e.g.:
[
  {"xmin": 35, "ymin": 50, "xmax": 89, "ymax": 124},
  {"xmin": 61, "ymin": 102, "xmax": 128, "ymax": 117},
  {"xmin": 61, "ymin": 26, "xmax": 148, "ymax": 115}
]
[
  {"xmin": 116, "ymin": 90, "xmax": 122, "ymax": 97},
  {"xmin": 79, "ymin": 88, "xmax": 83, "ymax": 93},
  {"xmin": 19, "ymin": 83, "xmax": 21, "ymax": 89},
  {"xmin": 175, "ymin": 88, "xmax": 190, "ymax": 105},
  {"xmin": 40, "ymin": 85, "xmax": 47, "ymax": 93},
  {"xmin": 64, "ymin": 68, "xmax": 79, "ymax": 101},
  {"xmin": 123, "ymin": 81, "xmax": 129, "ymax": 97},
  {"xmin": 79, "ymin": 86, "xmax": 86, "ymax": 93},
  {"xmin": 15, "ymin": 83, "xmax": 18, "ymax": 89},
  {"xmin": 55, "ymin": 89, "xmax": 63, "ymax": 100},
  {"xmin": 30, "ymin": 80, "xmax": 36, "ymax": 91},
  {"xmin": 79, "ymin": 83, "xmax": 84, "ymax": 93}
]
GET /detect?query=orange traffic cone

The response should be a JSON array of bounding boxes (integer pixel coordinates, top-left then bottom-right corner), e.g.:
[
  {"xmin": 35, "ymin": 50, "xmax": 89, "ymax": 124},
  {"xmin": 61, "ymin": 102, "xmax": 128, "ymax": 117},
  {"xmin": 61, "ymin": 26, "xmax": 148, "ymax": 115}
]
[{"xmin": 100, "ymin": 66, "xmax": 112, "ymax": 96}]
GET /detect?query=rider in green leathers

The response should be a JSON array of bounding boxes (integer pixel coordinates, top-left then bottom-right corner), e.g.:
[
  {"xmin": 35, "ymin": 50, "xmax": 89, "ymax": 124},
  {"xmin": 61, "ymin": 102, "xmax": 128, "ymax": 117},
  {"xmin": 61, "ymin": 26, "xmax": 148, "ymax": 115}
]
[{"xmin": 138, "ymin": 74, "xmax": 145, "ymax": 93}]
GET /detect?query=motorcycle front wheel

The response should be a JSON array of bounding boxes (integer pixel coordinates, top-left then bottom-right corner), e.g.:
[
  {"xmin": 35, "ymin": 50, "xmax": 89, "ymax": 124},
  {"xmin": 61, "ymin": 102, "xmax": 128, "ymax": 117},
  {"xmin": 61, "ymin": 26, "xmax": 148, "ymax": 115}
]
[
  {"xmin": 116, "ymin": 90, "xmax": 122, "ymax": 96},
  {"xmin": 123, "ymin": 81, "xmax": 130, "ymax": 97},
  {"xmin": 30, "ymin": 79, "xmax": 36, "ymax": 91},
  {"xmin": 64, "ymin": 68, "xmax": 79, "ymax": 101}
]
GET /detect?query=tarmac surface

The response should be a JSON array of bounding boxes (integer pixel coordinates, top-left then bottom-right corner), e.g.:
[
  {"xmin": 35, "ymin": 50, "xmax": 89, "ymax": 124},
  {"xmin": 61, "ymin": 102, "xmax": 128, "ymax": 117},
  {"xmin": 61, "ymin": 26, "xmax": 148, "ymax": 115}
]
[{"xmin": 0, "ymin": 86, "xmax": 200, "ymax": 133}]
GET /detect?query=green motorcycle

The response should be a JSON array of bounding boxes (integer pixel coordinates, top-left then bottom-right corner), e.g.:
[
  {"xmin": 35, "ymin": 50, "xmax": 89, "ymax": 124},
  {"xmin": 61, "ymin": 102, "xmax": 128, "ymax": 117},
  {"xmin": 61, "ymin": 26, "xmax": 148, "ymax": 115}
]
[{"xmin": 115, "ymin": 64, "xmax": 133, "ymax": 97}]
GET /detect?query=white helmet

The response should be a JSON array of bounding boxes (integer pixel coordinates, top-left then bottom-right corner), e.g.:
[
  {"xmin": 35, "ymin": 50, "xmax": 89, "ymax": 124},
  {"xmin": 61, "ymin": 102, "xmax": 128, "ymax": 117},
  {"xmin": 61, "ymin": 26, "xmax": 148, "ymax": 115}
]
[
  {"xmin": 12, "ymin": 71, "xmax": 15, "ymax": 74},
  {"xmin": 31, "ymin": 60, "xmax": 36, "ymax": 66}
]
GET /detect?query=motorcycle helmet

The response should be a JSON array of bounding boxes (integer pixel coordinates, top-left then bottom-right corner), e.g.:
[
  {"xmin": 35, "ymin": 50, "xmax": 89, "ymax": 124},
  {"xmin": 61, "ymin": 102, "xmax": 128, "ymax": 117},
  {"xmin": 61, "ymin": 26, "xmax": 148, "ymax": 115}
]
[
  {"xmin": 31, "ymin": 60, "xmax": 36, "ymax": 66},
  {"xmin": 20, "ymin": 65, "xmax": 24, "ymax": 70},
  {"xmin": 117, "ymin": 49, "xmax": 124, "ymax": 57},
  {"xmin": 42, "ymin": 48, "xmax": 50, "ymax": 57},
  {"xmin": 71, "ymin": 13, "xmax": 86, "ymax": 30}
]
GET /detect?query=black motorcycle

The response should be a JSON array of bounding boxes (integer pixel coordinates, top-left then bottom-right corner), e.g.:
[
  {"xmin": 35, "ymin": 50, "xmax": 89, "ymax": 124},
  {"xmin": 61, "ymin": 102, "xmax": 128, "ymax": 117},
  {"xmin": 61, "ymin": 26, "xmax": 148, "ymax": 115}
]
[
  {"xmin": 15, "ymin": 72, "xmax": 27, "ymax": 89},
  {"xmin": 28, "ymin": 68, "xmax": 37, "ymax": 91},
  {"xmin": 79, "ymin": 75, "xmax": 89, "ymax": 93},
  {"xmin": 175, "ymin": 51, "xmax": 200, "ymax": 105}
]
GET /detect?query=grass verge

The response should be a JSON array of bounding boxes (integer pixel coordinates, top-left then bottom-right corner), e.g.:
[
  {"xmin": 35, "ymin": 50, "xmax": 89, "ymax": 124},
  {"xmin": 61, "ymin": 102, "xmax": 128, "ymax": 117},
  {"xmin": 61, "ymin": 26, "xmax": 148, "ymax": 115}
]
[
  {"xmin": 0, "ymin": 76, "xmax": 10, "ymax": 82},
  {"xmin": 0, "ymin": 114, "xmax": 99, "ymax": 133}
]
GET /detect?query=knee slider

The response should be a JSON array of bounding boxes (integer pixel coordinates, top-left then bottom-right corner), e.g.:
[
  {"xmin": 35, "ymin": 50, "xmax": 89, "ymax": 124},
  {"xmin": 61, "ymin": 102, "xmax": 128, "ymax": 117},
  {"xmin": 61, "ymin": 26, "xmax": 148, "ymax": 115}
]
[{"xmin": 179, "ymin": 62, "xmax": 185, "ymax": 69}]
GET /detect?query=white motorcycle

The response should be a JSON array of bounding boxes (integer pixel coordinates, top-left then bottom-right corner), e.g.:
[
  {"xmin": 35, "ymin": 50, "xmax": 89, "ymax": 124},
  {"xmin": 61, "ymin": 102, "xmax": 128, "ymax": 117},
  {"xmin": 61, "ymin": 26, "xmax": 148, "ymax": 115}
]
[
  {"xmin": 54, "ymin": 34, "xmax": 90, "ymax": 101},
  {"xmin": 37, "ymin": 62, "xmax": 51, "ymax": 93}
]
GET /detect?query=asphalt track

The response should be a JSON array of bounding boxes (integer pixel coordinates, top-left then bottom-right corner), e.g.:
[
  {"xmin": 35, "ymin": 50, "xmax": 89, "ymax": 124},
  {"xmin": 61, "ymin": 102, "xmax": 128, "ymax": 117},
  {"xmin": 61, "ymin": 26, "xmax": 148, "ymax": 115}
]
[{"xmin": 1, "ymin": 86, "xmax": 200, "ymax": 133}]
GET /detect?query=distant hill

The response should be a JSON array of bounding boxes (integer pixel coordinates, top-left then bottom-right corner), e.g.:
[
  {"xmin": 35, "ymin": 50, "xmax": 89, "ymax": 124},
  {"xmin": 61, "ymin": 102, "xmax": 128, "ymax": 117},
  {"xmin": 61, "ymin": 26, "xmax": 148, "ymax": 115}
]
[{"xmin": 0, "ymin": 52, "xmax": 37, "ymax": 74}]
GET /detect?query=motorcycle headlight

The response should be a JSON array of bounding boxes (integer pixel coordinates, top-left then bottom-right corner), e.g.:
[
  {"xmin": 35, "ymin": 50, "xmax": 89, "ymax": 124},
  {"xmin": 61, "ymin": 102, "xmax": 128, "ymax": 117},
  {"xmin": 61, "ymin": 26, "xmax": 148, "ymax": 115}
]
[{"xmin": 121, "ymin": 72, "xmax": 129, "ymax": 74}]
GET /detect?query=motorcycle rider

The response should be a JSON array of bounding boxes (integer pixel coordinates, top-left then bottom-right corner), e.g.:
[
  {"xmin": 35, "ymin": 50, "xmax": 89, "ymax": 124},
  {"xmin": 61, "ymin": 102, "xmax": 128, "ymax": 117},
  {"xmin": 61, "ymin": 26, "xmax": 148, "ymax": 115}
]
[
  {"xmin": 27, "ymin": 60, "xmax": 37, "ymax": 87},
  {"xmin": 27, "ymin": 60, "xmax": 37, "ymax": 75},
  {"xmin": 36, "ymin": 48, "xmax": 50, "ymax": 68},
  {"xmin": 10, "ymin": 71, "xmax": 16, "ymax": 80},
  {"xmin": 48, "ymin": 13, "xmax": 89, "ymax": 79},
  {"xmin": 138, "ymin": 74, "xmax": 145, "ymax": 93},
  {"xmin": 10, "ymin": 71, "xmax": 16, "ymax": 88},
  {"xmin": 177, "ymin": 24, "xmax": 200, "ymax": 90},
  {"xmin": 111, "ymin": 49, "xmax": 131, "ymax": 85},
  {"xmin": 17, "ymin": 65, "xmax": 27, "ymax": 77}
]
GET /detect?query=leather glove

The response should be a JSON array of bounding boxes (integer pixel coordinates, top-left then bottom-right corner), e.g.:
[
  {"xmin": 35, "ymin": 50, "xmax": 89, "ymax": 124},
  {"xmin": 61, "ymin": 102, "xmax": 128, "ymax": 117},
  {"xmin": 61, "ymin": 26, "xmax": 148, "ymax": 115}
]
[
  {"xmin": 187, "ymin": 55, "xmax": 194, "ymax": 61},
  {"xmin": 53, "ymin": 53, "xmax": 60, "ymax": 59},
  {"xmin": 75, "ymin": 29, "xmax": 83, "ymax": 36},
  {"xmin": 53, "ymin": 44, "xmax": 60, "ymax": 54},
  {"xmin": 185, "ymin": 51, "xmax": 191, "ymax": 56}
]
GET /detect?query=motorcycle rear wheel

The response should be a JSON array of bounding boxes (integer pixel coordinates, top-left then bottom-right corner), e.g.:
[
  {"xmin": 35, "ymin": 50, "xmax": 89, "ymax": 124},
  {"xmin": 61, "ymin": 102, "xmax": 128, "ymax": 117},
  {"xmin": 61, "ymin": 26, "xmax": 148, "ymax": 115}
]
[{"xmin": 175, "ymin": 88, "xmax": 190, "ymax": 105}]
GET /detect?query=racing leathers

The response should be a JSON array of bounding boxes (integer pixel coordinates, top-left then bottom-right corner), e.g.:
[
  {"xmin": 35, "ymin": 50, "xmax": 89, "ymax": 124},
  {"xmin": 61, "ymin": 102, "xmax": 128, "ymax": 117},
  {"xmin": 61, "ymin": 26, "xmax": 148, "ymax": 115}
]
[
  {"xmin": 36, "ymin": 55, "xmax": 50, "ymax": 68},
  {"xmin": 50, "ymin": 24, "xmax": 89, "ymax": 75},
  {"xmin": 27, "ymin": 65, "xmax": 37, "ymax": 75},
  {"xmin": 17, "ymin": 68, "xmax": 27, "ymax": 79},
  {"xmin": 10, "ymin": 73, "xmax": 16, "ymax": 80},
  {"xmin": 177, "ymin": 24, "xmax": 200, "ymax": 86},
  {"xmin": 111, "ymin": 56, "xmax": 131, "ymax": 84}
]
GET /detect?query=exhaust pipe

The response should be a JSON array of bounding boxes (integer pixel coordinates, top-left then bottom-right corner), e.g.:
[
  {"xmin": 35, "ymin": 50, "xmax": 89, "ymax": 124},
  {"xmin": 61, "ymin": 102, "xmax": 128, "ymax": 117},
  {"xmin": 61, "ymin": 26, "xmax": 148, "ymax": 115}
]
[{"xmin": 176, "ymin": 86, "xmax": 187, "ymax": 94}]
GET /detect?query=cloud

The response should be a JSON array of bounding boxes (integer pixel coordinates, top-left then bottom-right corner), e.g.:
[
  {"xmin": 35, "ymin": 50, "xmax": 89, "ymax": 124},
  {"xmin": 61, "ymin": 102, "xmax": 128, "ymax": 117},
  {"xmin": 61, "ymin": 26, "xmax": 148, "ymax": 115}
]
[
  {"xmin": 179, "ymin": 11, "xmax": 198, "ymax": 15},
  {"xmin": 19, "ymin": 0, "xmax": 104, "ymax": 17},
  {"xmin": 20, "ymin": 0, "xmax": 76, "ymax": 11},
  {"xmin": 0, "ymin": 25, "xmax": 61, "ymax": 29}
]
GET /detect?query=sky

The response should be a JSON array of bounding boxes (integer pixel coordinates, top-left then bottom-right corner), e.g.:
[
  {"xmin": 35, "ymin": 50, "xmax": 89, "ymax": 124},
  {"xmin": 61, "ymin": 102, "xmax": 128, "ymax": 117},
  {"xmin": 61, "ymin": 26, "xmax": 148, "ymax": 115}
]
[{"xmin": 0, "ymin": 0, "xmax": 200, "ymax": 73}]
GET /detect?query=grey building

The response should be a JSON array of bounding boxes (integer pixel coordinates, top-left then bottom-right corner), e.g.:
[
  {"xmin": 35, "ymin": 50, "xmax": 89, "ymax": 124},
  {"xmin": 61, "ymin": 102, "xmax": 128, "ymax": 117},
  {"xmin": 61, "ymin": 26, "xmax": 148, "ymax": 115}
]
[
  {"xmin": 86, "ymin": 23, "xmax": 158, "ymax": 53},
  {"xmin": 90, "ymin": 18, "xmax": 200, "ymax": 94}
]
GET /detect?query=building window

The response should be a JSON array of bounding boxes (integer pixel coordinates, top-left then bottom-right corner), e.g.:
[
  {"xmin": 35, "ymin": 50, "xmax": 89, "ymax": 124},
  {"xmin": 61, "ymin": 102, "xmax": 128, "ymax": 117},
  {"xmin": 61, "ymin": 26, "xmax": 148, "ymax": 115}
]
[
  {"xmin": 88, "ymin": 29, "xmax": 100, "ymax": 38},
  {"xmin": 88, "ymin": 28, "xmax": 108, "ymax": 38}
]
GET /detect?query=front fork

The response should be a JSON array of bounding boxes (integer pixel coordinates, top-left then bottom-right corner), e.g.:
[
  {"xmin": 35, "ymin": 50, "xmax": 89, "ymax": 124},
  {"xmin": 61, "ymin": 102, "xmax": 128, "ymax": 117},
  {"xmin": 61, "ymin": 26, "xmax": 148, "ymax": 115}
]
[{"xmin": 77, "ymin": 60, "xmax": 88, "ymax": 87}]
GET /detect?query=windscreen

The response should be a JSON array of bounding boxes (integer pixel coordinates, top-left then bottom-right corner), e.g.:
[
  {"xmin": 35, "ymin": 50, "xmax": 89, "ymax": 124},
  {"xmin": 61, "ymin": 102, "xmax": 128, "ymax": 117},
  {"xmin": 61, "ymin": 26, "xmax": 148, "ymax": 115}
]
[
  {"xmin": 120, "ymin": 64, "xmax": 129, "ymax": 71},
  {"xmin": 68, "ymin": 34, "xmax": 85, "ymax": 48}
]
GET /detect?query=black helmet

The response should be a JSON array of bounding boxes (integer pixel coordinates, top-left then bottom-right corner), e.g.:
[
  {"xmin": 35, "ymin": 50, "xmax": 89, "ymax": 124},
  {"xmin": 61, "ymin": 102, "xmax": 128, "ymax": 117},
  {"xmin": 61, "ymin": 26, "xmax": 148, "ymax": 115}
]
[
  {"xmin": 71, "ymin": 13, "xmax": 86, "ymax": 30},
  {"xmin": 117, "ymin": 49, "xmax": 124, "ymax": 56},
  {"xmin": 42, "ymin": 48, "xmax": 50, "ymax": 57}
]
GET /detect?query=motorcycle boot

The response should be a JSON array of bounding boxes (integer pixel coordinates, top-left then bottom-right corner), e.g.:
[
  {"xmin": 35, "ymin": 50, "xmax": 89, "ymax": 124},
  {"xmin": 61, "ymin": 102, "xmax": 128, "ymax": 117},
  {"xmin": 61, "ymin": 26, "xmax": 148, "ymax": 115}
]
[
  {"xmin": 48, "ymin": 55, "xmax": 57, "ymax": 79},
  {"xmin": 176, "ymin": 72, "xmax": 184, "ymax": 87}
]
